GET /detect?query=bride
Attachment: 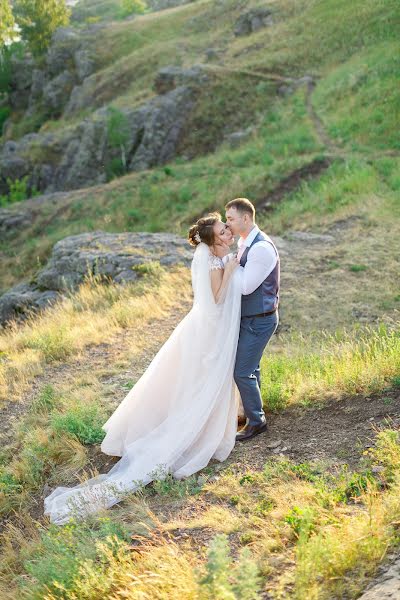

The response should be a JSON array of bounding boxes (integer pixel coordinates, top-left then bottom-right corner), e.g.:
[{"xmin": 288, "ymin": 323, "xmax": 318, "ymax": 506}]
[{"xmin": 44, "ymin": 212, "xmax": 242, "ymax": 525}]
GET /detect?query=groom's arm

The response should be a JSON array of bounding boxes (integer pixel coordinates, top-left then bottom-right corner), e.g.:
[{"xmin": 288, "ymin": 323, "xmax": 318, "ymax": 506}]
[{"xmin": 240, "ymin": 243, "xmax": 277, "ymax": 295}]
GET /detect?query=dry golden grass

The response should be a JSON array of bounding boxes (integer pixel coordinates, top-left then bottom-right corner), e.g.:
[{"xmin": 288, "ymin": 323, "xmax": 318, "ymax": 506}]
[{"xmin": 0, "ymin": 267, "xmax": 191, "ymax": 404}]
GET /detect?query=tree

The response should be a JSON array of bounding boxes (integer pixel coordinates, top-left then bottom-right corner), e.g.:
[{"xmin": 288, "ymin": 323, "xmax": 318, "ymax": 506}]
[
  {"xmin": 13, "ymin": 0, "xmax": 71, "ymax": 56},
  {"xmin": 0, "ymin": 0, "xmax": 16, "ymax": 51},
  {"xmin": 106, "ymin": 106, "xmax": 130, "ymax": 174}
]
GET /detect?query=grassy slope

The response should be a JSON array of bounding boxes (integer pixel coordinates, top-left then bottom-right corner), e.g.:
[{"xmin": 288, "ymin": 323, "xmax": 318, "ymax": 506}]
[{"xmin": 0, "ymin": 0, "xmax": 399, "ymax": 598}]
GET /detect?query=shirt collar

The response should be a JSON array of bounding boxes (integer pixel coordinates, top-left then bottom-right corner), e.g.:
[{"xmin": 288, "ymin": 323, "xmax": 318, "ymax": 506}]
[{"xmin": 237, "ymin": 224, "xmax": 260, "ymax": 248}]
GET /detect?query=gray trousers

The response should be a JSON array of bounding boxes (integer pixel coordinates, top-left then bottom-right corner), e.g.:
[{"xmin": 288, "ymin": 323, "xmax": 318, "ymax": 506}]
[{"xmin": 234, "ymin": 311, "xmax": 278, "ymax": 426}]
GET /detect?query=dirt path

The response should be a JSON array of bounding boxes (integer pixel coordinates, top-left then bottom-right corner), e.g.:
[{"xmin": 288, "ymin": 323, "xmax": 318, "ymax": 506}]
[
  {"xmin": 228, "ymin": 387, "xmax": 400, "ymax": 472},
  {"xmin": 303, "ymin": 78, "xmax": 340, "ymax": 154},
  {"xmin": 256, "ymin": 156, "xmax": 333, "ymax": 211}
]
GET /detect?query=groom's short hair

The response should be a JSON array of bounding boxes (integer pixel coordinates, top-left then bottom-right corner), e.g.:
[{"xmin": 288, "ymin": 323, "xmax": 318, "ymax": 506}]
[{"xmin": 225, "ymin": 198, "xmax": 255, "ymax": 220}]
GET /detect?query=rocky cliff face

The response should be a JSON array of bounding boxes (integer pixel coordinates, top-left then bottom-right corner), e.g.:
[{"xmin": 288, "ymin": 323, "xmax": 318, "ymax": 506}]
[
  {"xmin": 0, "ymin": 23, "xmax": 209, "ymax": 195},
  {"xmin": 7, "ymin": 27, "xmax": 97, "ymax": 120},
  {"xmin": 0, "ymin": 83, "xmax": 196, "ymax": 194}
]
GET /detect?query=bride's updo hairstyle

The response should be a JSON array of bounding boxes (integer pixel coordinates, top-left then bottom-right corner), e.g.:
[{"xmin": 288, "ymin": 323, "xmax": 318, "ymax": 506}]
[{"xmin": 188, "ymin": 212, "xmax": 221, "ymax": 247}]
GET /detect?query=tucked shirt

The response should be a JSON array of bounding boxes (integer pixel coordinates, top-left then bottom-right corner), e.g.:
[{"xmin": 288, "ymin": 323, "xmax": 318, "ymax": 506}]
[{"xmin": 237, "ymin": 225, "xmax": 277, "ymax": 295}]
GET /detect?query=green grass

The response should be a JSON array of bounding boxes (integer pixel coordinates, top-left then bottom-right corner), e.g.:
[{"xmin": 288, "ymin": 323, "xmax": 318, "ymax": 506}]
[
  {"xmin": 313, "ymin": 41, "xmax": 400, "ymax": 151},
  {"xmin": 261, "ymin": 324, "xmax": 400, "ymax": 410}
]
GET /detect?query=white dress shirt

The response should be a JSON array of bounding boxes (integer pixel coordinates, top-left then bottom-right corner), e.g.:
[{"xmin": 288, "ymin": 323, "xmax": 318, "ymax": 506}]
[{"xmin": 237, "ymin": 225, "xmax": 277, "ymax": 295}]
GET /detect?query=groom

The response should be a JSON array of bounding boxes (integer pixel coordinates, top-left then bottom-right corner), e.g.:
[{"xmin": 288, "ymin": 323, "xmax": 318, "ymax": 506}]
[{"xmin": 225, "ymin": 198, "xmax": 280, "ymax": 441}]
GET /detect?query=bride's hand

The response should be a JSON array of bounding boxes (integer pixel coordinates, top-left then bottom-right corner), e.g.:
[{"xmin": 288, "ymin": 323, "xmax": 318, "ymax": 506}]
[{"xmin": 214, "ymin": 240, "xmax": 231, "ymax": 257}]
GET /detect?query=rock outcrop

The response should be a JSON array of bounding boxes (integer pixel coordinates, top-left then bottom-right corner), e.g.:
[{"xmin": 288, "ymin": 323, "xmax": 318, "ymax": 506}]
[
  {"xmin": 0, "ymin": 84, "xmax": 196, "ymax": 194},
  {"xmin": 7, "ymin": 27, "xmax": 97, "ymax": 121},
  {"xmin": 357, "ymin": 554, "xmax": 400, "ymax": 599},
  {"xmin": 233, "ymin": 7, "xmax": 274, "ymax": 36},
  {"xmin": 153, "ymin": 65, "xmax": 209, "ymax": 95},
  {"xmin": 0, "ymin": 231, "xmax": 193, "ymax": 325}
]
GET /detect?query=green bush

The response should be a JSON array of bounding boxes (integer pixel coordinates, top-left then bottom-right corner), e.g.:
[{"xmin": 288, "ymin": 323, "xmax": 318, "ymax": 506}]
[
  {"xmin": 105, "ymin": 106, "xmax": 130, "ymax": 180},
  {"xmin": 120, "ymin": 0, "xmax": 147, "ymax": 18},
  {"xmin": 0, "ymin": 176, "xmax": 39, "ymax": 206}
]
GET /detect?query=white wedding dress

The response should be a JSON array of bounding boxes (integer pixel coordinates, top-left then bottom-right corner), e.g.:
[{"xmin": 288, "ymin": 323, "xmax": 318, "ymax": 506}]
[{"xmin": 44, "ymin": 242, "xmax": 243, "ymax": 525}]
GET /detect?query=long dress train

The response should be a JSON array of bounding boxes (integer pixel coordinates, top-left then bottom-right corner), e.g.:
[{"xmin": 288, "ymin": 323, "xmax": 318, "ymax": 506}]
[{"xmin": 44, "ymin": 242, "xmax": 242, "ymax": 524}]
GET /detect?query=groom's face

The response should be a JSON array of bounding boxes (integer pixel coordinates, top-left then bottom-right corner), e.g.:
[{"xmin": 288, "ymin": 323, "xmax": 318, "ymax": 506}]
[{"xmin": 225, "ymin": 207, "xmax": 246, "ymax": 236}]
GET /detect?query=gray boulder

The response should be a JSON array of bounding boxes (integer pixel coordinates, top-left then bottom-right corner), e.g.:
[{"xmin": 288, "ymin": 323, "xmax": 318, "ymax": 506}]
[
  {"xmin": 74, "ymin": 48, "xmax": 95, "ymax": 82},
  {"xmin": 357, "ymin": 554, "xmax": 400, "ymax": 599},
  {"xmin": 0, "ymin": 208, "xmax": 32, "ymax": 234},
  {"xmin": 28, "ymin": 69, "xmax": 47, "ymax": 107},
  {"xmin": 0, "ymin": 231, "xmax": 193, "ymax": 325},
  {"xmin": 154, "ymin": 65, "xmax": 209, "ymax": 94},
  {"xmin": 0, "ymin": 141, "xmax": 30, "ymax": 193},
  {"xmin": 127, "ymin": 85, "xmax": 196, "ymax": 171},
  {"xmin": 8, "ymin": 54, "xmax": 35, "ymax": 111},
  {"xmin": 234, "ymin": 7, "xmax": 273, "ymax": 36},
  {"xmin": 0, "ymin": 283, "xmax": 60, "ymax": 324},
  {"xmin": 46, "ymin": 27, "xmax": 81, "ymax": 77},
  {"xmin": 223, "ymin": 126, "xmax": 254, "ymax": 148},
  {"xmin": 42, "ymin": 71, "xmax": 76, "ymax": 115}
]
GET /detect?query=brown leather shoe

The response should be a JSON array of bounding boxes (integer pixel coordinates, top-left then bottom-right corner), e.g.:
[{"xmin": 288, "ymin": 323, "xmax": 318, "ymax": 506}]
[{"xmin": 236, "ymin": 420, "xmax": 268, "ymax": 442}]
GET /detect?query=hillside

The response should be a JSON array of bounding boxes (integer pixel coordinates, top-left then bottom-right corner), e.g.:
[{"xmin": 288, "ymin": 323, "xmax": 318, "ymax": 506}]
[{"xmin": 0, "ymin": 0, "xmax": 399, "ymax": 598}]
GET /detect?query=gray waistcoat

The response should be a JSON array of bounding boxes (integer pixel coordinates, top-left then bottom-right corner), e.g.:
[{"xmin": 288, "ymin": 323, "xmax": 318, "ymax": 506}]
[{"xmin": 239, "ymin": 231, "xmax": 280, "ymax": 317}]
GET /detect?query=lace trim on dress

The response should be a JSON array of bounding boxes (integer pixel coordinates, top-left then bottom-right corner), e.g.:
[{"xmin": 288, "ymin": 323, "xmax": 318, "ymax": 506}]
[{"xmin": 208, "ymin": 253, "xmax": 224, "ymax": 271}]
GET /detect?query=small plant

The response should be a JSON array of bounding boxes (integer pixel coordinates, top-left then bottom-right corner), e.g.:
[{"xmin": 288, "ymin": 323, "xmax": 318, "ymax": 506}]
[
  {"xmin": 132, "ymin": 261, "xmax": 164, "ymax": 278},
  {"xmin": 0, "ymin": 176, "xmax": 38, "ymax": 206},
  {"xmin": 291, "ymin": 462, "xmax": 323, "ymax": 483},
  {"xmin": 284, "ymin": 505, "xmax": 316, "ymax": 540},
  {"xmin": 50, "ymin": 403, "xmax": 106, "ymax": 445},
  {"xmin": 199, "ymin": 533, "xmax": 261, "ymax": 599},
  {"xmin": 239, "ymin": 473, "xmax": 256, "ymax": 486},
  {"xmin": 30, "ymin": 384, "xmax": 58, "ymax": 414},
  {"xmin": 106, "ymin": 106, "xmax": 130, "ymax": 180},
  {"xmin": 120, "ymin": 0, "xmax": 147, "ymax": 17},
  {"xmin": 105, "ymin": 156, "xmax": 125, "ymax": 180},
  {"xmin": 348, "ymin": 264, "xmax": 368, "ymax": 272},
  {"xmin": 21, "ymin": 523, "xmax": 130, "ymax": 598},
  {"xmin": 85, "ymin": 15, "xmax": 100, "ymax": 24},
  {"xmin": 391, "ymin": 376, "xmax": 400, "ymax": 388},
  {"xmin": 370, "ymin": 428, "xmax": 400, "ymax": 485}
]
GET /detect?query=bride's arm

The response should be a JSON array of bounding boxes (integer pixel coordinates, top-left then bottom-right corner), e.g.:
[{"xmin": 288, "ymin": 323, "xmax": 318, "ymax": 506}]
[{"xmin": 210, "ymin": 257, "xmax": 239, "ymax": 304}]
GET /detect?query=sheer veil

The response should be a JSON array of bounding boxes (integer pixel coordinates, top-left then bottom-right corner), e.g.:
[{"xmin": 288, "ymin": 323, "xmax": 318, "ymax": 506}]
[{"xmin": 44, "ymin": 242, "xmax": 242, "ymax": 525}]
